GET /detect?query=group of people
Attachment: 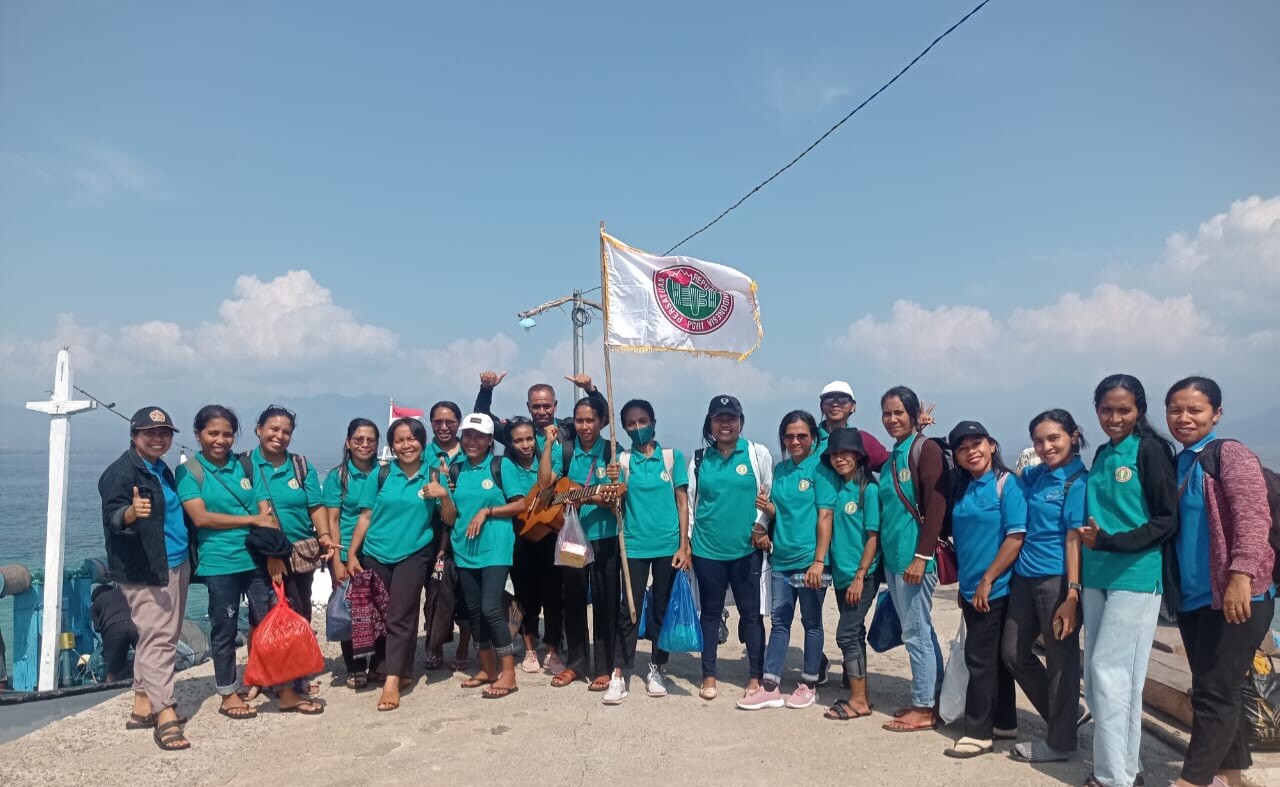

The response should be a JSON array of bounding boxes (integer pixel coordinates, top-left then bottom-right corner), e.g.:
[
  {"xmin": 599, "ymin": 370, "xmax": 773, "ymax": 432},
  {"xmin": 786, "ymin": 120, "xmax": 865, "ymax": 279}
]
[{"xmin": 96, "ymin": 370, "xmax": 1274, "ymax": 787}]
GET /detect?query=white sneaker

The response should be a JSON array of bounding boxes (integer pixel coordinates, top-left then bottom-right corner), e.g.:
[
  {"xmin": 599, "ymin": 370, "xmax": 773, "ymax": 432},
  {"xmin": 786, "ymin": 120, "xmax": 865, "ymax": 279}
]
[
  {"xmin": 645, "ymin": 665, "xmax": 667, "ymax": 698},
  {"xmin": 602, "ymin": 676, "xmax": 628, "ymax": 705}
]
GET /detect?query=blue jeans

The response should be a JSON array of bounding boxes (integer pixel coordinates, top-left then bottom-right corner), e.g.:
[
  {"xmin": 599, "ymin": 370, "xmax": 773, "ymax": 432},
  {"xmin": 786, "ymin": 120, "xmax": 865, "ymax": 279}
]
[
  {"xmin": 885, "ymin": 571, "xmax": 944, "ymax": 708},
  {"xmin": 1083, "ymin": 588, "xmax": 1161, "ymax": 787},
  {"xmin": 205, "ymin": 569, "xmax": 273, "ymax": 696},
  {"xmin": 692, "ymin": 552, "xmax": 765, "ymax": 680},
  {"xmin": 763, "ymin": 571, "xmax": 827, "ymax": 684}
]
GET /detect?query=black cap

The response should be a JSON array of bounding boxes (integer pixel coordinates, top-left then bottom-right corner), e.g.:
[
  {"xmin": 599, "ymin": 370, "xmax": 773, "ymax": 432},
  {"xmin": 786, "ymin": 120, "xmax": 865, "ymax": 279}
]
[
  {"xmin": 130, "ymin": 406, "xmax": 178, "ymax": 433},
  {"xmin": 706, "ymin": 394, "xmax": 743, "ymax": 418},
  {"xmin": 947, "ymin": 420, "xmax": 989, "ymax": 448},
  {"xmin": 822, "ymin": 427, "xmax": 867, "ymax": 459}
]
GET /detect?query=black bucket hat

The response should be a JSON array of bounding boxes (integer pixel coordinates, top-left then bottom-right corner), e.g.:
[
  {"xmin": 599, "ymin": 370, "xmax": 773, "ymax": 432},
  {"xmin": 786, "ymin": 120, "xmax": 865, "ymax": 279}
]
[{"xmin": 822, "ymin": 427, "xmax": 867, "ymax": 459}]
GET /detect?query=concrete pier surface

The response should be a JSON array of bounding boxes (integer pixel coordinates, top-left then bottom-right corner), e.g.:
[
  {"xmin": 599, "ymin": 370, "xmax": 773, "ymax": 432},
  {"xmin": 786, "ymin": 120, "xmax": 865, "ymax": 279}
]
[{"xmin": 3, "ymin": 588, "xmax": 1278, "ymax": 786}]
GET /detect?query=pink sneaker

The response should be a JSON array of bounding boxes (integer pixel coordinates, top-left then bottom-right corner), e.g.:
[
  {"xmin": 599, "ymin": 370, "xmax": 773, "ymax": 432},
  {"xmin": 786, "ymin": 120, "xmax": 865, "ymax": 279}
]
[
  {"xmin": 785, "ymin": 684, "xmax": 816, "ymax": 709},
  {"xmin": 736, "ymin": 685, "xmax": 784, "ymax": 710}
]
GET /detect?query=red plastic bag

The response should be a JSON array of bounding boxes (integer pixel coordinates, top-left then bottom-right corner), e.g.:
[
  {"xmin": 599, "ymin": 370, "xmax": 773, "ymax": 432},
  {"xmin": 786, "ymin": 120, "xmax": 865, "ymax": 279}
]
[{"xmin": 243, "ymin": 582, "xmax": 324, "ymax": 687}]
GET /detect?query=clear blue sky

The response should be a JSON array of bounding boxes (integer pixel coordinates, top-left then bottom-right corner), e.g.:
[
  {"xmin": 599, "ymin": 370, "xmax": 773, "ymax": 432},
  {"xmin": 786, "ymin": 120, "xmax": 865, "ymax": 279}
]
[{"xmin": 2, "ymin": 1, "xmax": 1278, "ymax": 456}]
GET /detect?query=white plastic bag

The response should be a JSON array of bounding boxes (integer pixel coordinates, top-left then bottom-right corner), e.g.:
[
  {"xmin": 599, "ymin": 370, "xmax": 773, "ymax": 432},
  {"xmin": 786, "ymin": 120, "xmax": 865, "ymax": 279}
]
[
  {"xmin": 554, "ymin": 506, "xmax": 595, "ymax": 568},
  {"xmin": 938, "ymin": 617, "xmax": 969, "ymax": 725},
  {"xmin": 759, "ymin": 552, "xmax": 772, "ymax": 616}
]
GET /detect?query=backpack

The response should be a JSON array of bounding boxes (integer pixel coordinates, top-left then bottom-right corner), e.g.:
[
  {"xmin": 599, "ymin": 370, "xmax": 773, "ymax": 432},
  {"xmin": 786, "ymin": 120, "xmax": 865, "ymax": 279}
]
[
  {"xmin": 618, "ymin": 449, "xmax": 675, "ymax": 485},
  {"xmin": 1182, "ymin": 438, "xmax": 1280, "ymax": 584},
  {"xmin": 560, "ymin": 441, "xmax": 614, "ymax": 484},
  {"xmin": 374, "ymin": 456, "xmax": 504, "ymax": 494},
  {"xmin": 904, "ymin": 436, "xmax": 956, "ymax": 538},
  {"xmin": 236, "ymin": 451, "xmax": 309, "ymax": 488}
]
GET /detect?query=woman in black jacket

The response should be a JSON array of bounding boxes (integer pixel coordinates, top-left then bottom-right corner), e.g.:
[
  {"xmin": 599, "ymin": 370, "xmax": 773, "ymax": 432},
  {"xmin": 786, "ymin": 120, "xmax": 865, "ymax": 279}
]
[{"xmin": 97, "ymin": 406, "xmax": 194, "ymax": 751}]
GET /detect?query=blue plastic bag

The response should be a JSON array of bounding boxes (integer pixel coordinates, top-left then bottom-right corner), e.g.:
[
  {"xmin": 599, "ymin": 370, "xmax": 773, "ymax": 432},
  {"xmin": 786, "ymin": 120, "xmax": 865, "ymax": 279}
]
[
  {"xmin": 637, "ymin": 585, "xmax": 652, "ymax": 639},
  {"xmin": 658, "ymin": 571, "xmax": 703, "ymax": 653},
  {"xmin": 326, "ymin": 579, "xmax": 352, "ymax": 642},
  {"xmin": 868, "ymin": 590, "xmax": 902, "ymax": 653}
]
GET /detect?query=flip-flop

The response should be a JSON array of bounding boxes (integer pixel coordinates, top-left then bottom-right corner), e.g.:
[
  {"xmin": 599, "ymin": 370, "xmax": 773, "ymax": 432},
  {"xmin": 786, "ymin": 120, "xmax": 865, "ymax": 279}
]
[
  {"xmin": 237, "ymin": 686, "xmax": 263, "ymax": 702},
  {"xmin": 482, "ymin": 685, "xmax": 519, "ymax": 699},
  {"xmin": 278, "ymin": 701, "xmax": 324, "ymax": 715},
  {"xmin": 882, "ymin": 716, "xmax": 937, "ymax": 733},
  {"xmin": 944, "ymin": 738, "xmax": 993, "ymax": 758},
  {"xmin": 587, "ymin": 675, "xmax": 611, "ymax": 692},
  {"xmin": 153, "ymin": 720, "xmax": 190, "ymax": 751},
  {"xmin": 376, "ymin": 695, "xmax": 400, "ymax": 712},
  {"xmin": 217, "ymin": 705, "xmax": 258, "ymax": 720},
  {"xmin": 550, "ymin": 669, "xmax": 579, "ymax": 688},
  {"xmin": 461, "ymin": 676, "xmax": 496, "ymax": 689}
]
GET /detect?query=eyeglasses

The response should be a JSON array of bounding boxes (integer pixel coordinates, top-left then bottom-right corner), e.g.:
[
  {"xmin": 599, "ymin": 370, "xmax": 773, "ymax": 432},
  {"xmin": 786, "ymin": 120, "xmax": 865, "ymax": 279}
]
[
  {"xmin": 430, "ymin": 419, "xmax": 459, "ymax": 428},
  {"xmin": 782, "ymin": 434, "xmax": 813, "ymax": 443},
  {"xmin": 266, "ymin": 404, "xmax": 296, "ymax": 419},
  {"xmin": 349, "ymin": 437, "xmax": 377, "ymax": 445}
]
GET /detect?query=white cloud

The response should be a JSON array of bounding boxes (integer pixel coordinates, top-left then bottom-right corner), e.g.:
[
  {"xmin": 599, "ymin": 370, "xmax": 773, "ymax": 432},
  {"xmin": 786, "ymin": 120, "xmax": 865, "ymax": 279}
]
[
  {"xmin": 5, "ymin": 143, "xmax": 174, "ymax": 204},
  {"xmin": 1161, "ymin": 195, "xmax": 1280, "ymax": 309}
]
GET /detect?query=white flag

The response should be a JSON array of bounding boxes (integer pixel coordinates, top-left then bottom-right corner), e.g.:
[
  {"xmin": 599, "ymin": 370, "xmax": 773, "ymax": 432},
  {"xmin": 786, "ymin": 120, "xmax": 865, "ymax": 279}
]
[{"xmin": 601, "ymin": 231, "xmax": 763, "ymax": 361}]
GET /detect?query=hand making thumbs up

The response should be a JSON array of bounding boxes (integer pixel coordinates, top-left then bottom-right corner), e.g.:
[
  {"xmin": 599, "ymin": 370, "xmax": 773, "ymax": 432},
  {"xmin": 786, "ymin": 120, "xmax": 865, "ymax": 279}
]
[{"xmin": 131, "ymin": 486, "xmax": 152, "ymax": 520}]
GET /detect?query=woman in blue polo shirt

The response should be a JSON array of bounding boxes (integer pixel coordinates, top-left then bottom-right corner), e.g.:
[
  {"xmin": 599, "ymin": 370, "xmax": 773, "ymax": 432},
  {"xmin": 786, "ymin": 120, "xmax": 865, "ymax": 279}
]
[
  {"xmin": 944, "ymin": 421, "xmax": 1027, "ymax": 759},
  {"xmin": 176, "ymin": 405, "xmax": 298, "ymax": 719},
  {"xmin": 1166, "ymin": 376, "xmax": 1275, "ymax": 787},
  {"xmin": 537, "ymin": 396, "xmax": 623, "ymax": 691},
  {"xmin": 348, "ymin": 417, "xmax": 456, "ymax": 712},
  {"xmin": 1079, "ymin": 375, "xmax": 1177, "ymax": 787},
  {"xmin": 609, "ymin": 399, "xmax": 690, "ymax": 704},
  {"xmin": 451, "ymin": 412, "xmax": 528, "ymax": 699},
  {"xmin": 322, "ymin": 417, "xmax": 379, "ymax": 689},
  {"xmin": 743, "ymin": 410, "xmax": 835, "ymax": 712},
  {"xmin": 687, "ymin": 395, "xmax": 772, "ymax": 704},
  {"xmin": 820, "ymin": 428, "xmax": 881, "ymax": 722},
  {"xmin": 1005, "ymin": 409, "xmax": 1087, "ymax": 765}
]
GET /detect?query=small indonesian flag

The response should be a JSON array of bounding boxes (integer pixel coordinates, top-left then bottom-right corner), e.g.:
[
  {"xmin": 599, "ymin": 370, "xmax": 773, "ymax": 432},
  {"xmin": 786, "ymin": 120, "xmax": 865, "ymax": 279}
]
[
  {"xmin": 391, "ymin": 405, "xmax": 424, "ymax": 419},
  {"xmin": 601, "ymin": 230, "xmax": 762, "ymax": 361}
]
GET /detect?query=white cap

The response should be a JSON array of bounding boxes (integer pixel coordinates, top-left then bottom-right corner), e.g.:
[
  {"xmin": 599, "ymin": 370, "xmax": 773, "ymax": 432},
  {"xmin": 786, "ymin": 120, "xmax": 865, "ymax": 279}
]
[
  {"xmin": 820, "ymin": 380, "xmax": 855, "ymax": 400},
  {"xmin": 459, "ymin": 412, "xmax": 495, "ymax": 436}
]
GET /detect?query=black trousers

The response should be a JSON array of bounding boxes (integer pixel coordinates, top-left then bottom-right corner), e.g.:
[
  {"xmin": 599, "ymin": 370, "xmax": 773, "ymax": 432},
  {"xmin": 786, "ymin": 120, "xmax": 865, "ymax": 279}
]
[
  {"xmin": 618, "ymin": 556, "xmax": 678, "ymax": 672},
  {"xmin": 1001, "ymin": 574, "xmax": 1081, "ymax": 752},
  {"xmin": 458, "ymin": 565, "xmax": 515, "ymax": 656},
  {"xmin": 1178, "ymin": 598, "xmax": 1274, "ymax": 785},
  {"xmin": 339, "ymin": 640, "xmax": 368, "ymax": 675},
  {"xmin": 513, "ymin": 535, "xmax": 563, "ymax": 650},
  {"xmin": 282, "ymin": 570, "xmax": 314, "ymax": 623},
  {"xmin": 961, "ymin": 596, "xmax": 1018, "ymax": 740},
  {"xmin": 361, "ymin": 546, "xmax": 431, "ymax": 680},
  {"xmin": 561, "ymin": 536, "xmax": 625, "ymax": 677},
  {"xmin": 101, "ymin": 624, "xmax": 139, "ymax": 681}
]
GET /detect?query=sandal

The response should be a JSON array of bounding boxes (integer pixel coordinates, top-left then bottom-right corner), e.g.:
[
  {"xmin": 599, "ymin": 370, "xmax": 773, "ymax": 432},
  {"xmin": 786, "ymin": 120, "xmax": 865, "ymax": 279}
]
[
  {"xmin": 550, "ymin": 669, "xmax": 579, "ymax": 688},
  {"xmin": 278, "ymin": 700, "xmax": 324, "ymax": 715},
  {"xmin": 217, "ymin": 704, "xmax": 258, "ymax": 720},
  {"xmin": 588, "ymin": 675, "xmax": 611, "ymax": 692},
  {"xmin": 423, "ymin": 653, "xmax": 444, "ymax": 671},
  {"xmin": 482, "ymin": 685, "xmax": 519, "ymax": 699},
  {"xmin": 127, "ymin": 712, "xmax": 189, "ymax": 730},
  {"xmin": 699, "ymin": 685, "xmax": 718, "ymax": 701},
  {"xmin": 449, "ymin": 654, "xmax": 471, "ymax": 672},
  {"xmin": 376, "ymin": 692, "xmax": 400, "ymax": 712},
  {"xmin": 461, "ymin": 675, "xmax": 496, "ymax": 689},
  {"xmin": 345, "ymin": 673, "xmax": 369, "ymax": 690},
  {"xmin": 944, "ymin": 737, "xmax": 993, "ymax": 758},
  {"xmin": 823, "ymin": 699, "xmax": 872, "ymax": 720},
  {"xmin": 153, "ymin": 719, "xmax": 191, "ymax": 751},
  {"xmin": 882, "ymin": 715, "xmax": 938, "ymax": 733}
]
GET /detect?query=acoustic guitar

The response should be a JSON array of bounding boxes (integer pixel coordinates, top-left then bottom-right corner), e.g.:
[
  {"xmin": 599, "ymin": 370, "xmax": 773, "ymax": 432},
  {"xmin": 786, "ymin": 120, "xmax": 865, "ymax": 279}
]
[{"xmin": 516, "ymin": 477, "xmax": 626, "ymax": 542}]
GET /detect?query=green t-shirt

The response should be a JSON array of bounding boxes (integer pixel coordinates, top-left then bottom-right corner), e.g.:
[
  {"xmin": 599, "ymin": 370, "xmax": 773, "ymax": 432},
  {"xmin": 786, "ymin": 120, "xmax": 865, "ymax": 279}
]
[
  {"xmin": 830, "ymin": 478, "xmax": 881, "ymax": 588},
  {"xmin": 176, "ymin": 452, "xmax": 259, "ymax": 577},
  {"xmin": 769, "ymin": 451, "xmax": 836, "ymax": 573},
  {"xmin": 878, "ymin": 434, "xmax": 935, "ymax": 576},
  {"xmin": 1083, "ymin": 433, "xmax": 1163, "ymax": 592},
  {"xmin": 249, "ymin": 448, "xmax": 322, "ymax": 544},
  {"xmin": 321, "ymin": 460, "xmax": 375, "ymax": 562},
  {"xmin": 504, "ymin": 456, "xmax": 540, "ymax": 497},
  {"xmin": 691, "ymin": 439, "xmax": 759, "ymax": 562},
  {"xmin": 450, "ymin": 455, "xmax": 527, "ymax": 569},
  {"xmin": 357, "ymin": 461, "xmax": 438, "ymax": 565},
  {"xmin": 621, "ymin": 445, "xmax": 688, "ymax": 560},
  {"xmin": 560, "ymin": 438, "xmax": 616, "ymax": 542}
]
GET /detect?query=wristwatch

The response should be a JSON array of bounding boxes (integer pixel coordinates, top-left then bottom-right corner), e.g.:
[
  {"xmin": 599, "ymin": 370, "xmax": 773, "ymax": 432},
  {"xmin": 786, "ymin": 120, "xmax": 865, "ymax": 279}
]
[{"xmin": 1067, "ymin": 581, "xmax": 1083, "ymax": 593}]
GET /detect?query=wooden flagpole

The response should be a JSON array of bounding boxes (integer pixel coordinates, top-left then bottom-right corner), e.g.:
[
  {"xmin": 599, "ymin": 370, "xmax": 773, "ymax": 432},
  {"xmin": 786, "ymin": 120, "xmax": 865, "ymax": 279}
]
[{"xmin": 600, "ymin": 220, "xmax": 637, "ymax": 624}]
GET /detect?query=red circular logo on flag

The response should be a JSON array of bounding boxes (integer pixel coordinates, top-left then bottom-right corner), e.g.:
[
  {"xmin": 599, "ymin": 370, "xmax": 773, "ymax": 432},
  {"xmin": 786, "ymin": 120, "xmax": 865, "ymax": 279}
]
[{"xmin": 652, "ymin": 265, "xmax": 734, "ymax": 335}]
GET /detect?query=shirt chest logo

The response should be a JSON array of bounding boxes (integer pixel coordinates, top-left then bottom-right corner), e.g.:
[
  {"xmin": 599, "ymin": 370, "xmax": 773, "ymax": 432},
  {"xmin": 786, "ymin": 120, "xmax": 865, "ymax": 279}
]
[
  {"xmin": 240, "ymin": 478, "xmax": 252, "ymax": 490},
  {"xmin": 736, "ymin": 463, "xmax": 749, "ymax": 476},
  {"xmin": 287, "ymin": 478, "xmax": 300, "ymax": 490},
  {"xmin": 660, "ymin": 470, "xmax": 671, "ymax": 482},
  {"xmin": 844, "ymin": 501, "xmax": 858, "ymax": 515},
  {"xmin": 418, "ymin": 486, "xmax": 427, "ymax": 499},
  {"xmin": 481, "ymin": 479, "xmax": 495, "ymax": 490},
  {"xmin": 1114, "ymin": 466, "xmax": 1133, "ymax": 483},
  {"xmin": 595, "ymin": 467, "xmax": 607, "ymax": 479},
  {"xmin": 797, "ymin": 479, "xmax": 811, "ymax": 492},
  {"xmin": 898, "ymin": 468, "xmax": 911, "ymax": 483}
]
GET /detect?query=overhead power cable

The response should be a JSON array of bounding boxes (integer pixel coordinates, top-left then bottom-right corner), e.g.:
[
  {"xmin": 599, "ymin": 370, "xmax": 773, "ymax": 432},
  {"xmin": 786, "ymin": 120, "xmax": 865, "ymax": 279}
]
[{"xmin": 663, "ymin": 0, "xmax": 993, "ymax": 255}]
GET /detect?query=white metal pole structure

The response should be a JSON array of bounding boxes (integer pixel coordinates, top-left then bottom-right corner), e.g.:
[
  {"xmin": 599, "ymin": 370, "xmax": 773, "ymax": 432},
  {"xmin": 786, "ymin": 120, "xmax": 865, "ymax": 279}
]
[
  {"xmin": 25, "ymin": 348, "xmax": 96, "ymax": 691},
  {"xmin": 516, "ymin": 289, "xmax": 603, "ymax": 378}
]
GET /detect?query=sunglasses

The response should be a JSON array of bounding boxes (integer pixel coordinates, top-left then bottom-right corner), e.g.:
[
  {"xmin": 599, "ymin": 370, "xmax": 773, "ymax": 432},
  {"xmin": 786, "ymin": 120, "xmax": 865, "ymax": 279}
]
[
  {"xmin": 820, "ymin": 396, "xmax": 854, "ymax": 406},
  {"xmin": 782, "ymin": 433, "xmax": 813, "ymax": 443},
  {"xmin": 266, "ymin": 404, "xmax": 297, "ymax": 420}
]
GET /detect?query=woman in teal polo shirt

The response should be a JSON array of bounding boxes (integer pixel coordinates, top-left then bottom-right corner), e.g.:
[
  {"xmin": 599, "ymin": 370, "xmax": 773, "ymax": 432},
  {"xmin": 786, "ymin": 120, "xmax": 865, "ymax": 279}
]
[
  {"xmin": 322, "ymin": 417, "xmax": 379, "ymax": 688},
  {"xmin": 744, "ymin": 410, "xmax": 835, "ymax": 712},
  {"xmin": 820, "ymin": 428, "xmax": 881, "ymax": 722},
  {"xmin": 1079, "ymin": 375, "xmax": 1177, "ymax": 787},
  {"xmin": 944, "ymin": 421, "xmax": 1027, "ymax": 758},
  {"xmin": 537, "ymin": 396, "xmax": 623, "ymax": 691},
  {"xmin": 1005, "ymin": 409, "xmax": 1088, "ymax": 765},
  {"xmin": 609, "ymin": 399, "xmax": 690, "ymax": 704},
  {"xmin": 348, "ymin": 417, "xmax": 456, "ymax": 712},
  {"xmin": 687, "ymin": 395, "xmax": 772, "ymax": 704},
  {"xmin": 451, "ymin": 412, "xmax": 528, "ymax": 699},
  {"xmin": 247, "ymin": 406, "xmax": 332, "ymax": 626},
  {"xmin": 426, "ymin": 400, "xmax": 469, "ymax": 671},
  {"xmin": 176, "ymin": 405, "xmax": 307, "ymax": 719},
  {"xmin": 877, "ymin": 386, "xmax": 946, "ymax": 733}
]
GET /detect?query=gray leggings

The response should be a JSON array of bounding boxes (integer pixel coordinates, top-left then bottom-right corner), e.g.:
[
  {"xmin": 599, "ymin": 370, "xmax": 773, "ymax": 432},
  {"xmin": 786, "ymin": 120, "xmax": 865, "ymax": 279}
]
[
  {"xmin": 834, "ymin": 576, "xmax": 880, "ymax": 680},
  {"xmin": 458, "ymin": 565, "xmax": 514, "ymax": 657}
]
